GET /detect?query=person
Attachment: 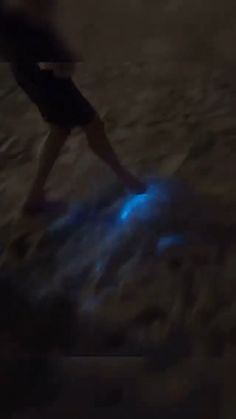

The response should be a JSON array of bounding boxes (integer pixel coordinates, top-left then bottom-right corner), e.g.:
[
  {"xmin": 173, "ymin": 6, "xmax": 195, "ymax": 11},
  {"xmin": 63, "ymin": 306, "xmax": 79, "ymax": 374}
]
[{"xmin": 0, "ymin": 0, "xmax": 145, "ymax": 216}]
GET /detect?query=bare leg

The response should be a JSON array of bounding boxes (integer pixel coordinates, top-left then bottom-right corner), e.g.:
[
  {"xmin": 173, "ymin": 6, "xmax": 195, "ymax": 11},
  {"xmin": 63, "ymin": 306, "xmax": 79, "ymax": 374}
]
[
  {"xmin": 22, "ymin": 116, "xmax": 144, "ymax": 215},
  {"xmin": 23, "ymin": 125, "xmax": 70, "ymax": 212},
  {"xmin": 84, "ymin": 116, "xmax": 145, "ymax": 193}
]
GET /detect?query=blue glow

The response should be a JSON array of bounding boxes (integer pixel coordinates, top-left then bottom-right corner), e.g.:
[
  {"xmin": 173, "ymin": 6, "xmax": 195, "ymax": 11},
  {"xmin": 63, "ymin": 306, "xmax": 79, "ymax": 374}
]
[
  {"xmin": 120, "ymin": 192, "xmax": 149, "ymax": 221},
  {"xmin": 118, "ymin": 183, "xmax": 167, "ymax": 224},
  {"xmin": 157, "ymin": 234, "xmax": 185, "ymax": 253}
]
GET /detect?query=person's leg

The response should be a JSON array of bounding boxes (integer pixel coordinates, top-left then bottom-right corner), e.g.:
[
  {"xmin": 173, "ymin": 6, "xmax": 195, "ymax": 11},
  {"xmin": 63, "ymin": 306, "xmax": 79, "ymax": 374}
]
[
  {"xmin": 23, "ymin": 124, "xmax": 70, "ymax": 213},
  {"xmin": 22, "ymin": 114, "xmax": 144, "ymax": 215},
  {"xmin": 83, "ymin": 115, "xmax": 145, "ymax": 193}
]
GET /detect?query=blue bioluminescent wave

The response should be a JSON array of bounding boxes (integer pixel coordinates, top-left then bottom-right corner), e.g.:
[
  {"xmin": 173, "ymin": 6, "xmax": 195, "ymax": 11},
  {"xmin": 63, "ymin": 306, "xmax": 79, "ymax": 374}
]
[
  {"xmin": 118, "ymin": 183, "xmax": 168, "ymax": 224},
  {"xmin": 119, "ymin": 192, "xmax": 150, "ymax": 221}
]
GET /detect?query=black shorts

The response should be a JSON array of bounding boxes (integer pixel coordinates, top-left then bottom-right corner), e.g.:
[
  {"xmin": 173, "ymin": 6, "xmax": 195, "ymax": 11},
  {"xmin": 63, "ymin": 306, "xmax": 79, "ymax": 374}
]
[{"xmin": 12, "ymin": 65, "xmax": 96, "ymax": 130}]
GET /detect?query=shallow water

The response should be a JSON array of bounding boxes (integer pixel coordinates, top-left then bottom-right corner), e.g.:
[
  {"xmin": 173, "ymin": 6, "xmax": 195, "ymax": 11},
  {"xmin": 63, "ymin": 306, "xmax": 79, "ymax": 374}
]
[{"xmin": 1, "ymin": 176, "xmax": 233, "ymax": 358}]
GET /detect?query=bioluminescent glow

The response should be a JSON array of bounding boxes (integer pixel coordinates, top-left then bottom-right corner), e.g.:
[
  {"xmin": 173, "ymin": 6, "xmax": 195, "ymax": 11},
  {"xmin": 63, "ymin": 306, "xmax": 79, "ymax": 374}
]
[
  {"xmin": 118, "ymin": 183, "xmax": 168, "ymax": 223},
  {"xmin": 157, "ymin": 234, "xmax": 185, "ymax": 254},
  {"xmin": 120, "ymin": 192, "xmax": 149, "ymax": 221}
]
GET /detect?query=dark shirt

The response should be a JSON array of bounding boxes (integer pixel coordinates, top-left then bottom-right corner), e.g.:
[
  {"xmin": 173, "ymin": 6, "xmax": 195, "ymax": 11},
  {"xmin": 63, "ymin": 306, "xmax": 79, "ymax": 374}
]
[{"xmin": 0, "ymin": 6, "xmax": 74, "ymax": 65}]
